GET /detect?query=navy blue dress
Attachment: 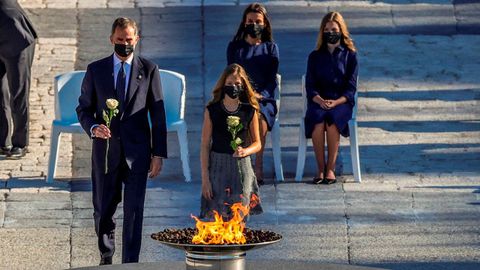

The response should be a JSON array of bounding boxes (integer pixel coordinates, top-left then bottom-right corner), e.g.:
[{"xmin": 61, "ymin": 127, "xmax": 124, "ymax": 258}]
[
  {"xmin": 227, "ymin": 40, "xmax": 279, "ymax": 130},
  {"xmin": 304, "ymin": 45, "xmax": 358, "ymax": 138}
]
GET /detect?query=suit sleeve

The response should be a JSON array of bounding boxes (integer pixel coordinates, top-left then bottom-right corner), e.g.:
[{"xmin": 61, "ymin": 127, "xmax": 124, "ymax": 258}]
[
  {"xmin": 148, "ymin": 66, "xmax": 168, "ymax": 158},
  {"xmin": 76, "ymin": 65, "xmax": 97, "ymax": 137},
  {"xmin": 260, "ymin": 43, "xmax": 279, "ymax": 100},
  {"xmin": 342, "ymin": 51, "xmax": 358, "ymax": 106}
]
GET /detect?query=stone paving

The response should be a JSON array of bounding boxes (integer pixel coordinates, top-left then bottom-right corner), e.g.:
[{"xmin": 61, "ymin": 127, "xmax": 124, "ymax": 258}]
[{"xmin": 0, "ymin": 0, "xmax": 479, "ymax": 269}]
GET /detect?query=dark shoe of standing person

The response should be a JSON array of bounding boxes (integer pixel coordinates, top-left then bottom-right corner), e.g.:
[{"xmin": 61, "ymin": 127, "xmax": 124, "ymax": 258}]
[
  {"xmin": 257, "ymin": 178, "xmax": 265, "ymax": 186},
  {"xmin": 99, "ymin": 256, "xmax": 112, "ymax": 265},
  {"xmin": 6, "ymin": 147, "xmax": 28, "ymax": 159},
  {"xmin": 0, "ymin": 146, "xmax": 12, "ymax": 156}
]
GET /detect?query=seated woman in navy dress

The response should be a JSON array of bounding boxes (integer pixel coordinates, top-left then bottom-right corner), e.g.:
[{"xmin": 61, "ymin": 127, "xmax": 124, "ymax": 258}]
[
  {"xmin": 200, "ymin": 64, "xmax": 263, "ymax": 219},
  {"xmin": 226, "ymin": 3, "xmax": 279, "ymax": 185},
  {"xmin": 304, "ymin": 11, "xmax": 358, "ymax": 184}
]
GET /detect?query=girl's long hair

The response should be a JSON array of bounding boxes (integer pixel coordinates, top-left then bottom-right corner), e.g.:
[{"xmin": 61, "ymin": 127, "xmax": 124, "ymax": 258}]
[
  {"xmin": 315, "ymin": 11, "xmax": 356, "ymax": 52},
  {"xmin": 232, "ymin": 3, "xmax": 273, "ymax": 42},
  {"xmin": 208, "ymin": 64, "xmax": 259, "ymax": 111}
]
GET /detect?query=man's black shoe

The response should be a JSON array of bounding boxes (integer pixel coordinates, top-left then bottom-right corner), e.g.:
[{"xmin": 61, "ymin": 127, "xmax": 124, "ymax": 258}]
[
  {"xmin": 6, "ymin": 147, "xmax": 27, "ymax": 159},
  {"xmin": 0, "ymin": 146, "xmax": 12, "ymax": 156},
  {"xmin": 99, "ymin": 256, "xmax": 112, "ymax": 265}
]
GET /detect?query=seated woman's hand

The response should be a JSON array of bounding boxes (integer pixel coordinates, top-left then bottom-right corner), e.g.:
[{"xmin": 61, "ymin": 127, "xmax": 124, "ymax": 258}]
[
  {"xmin": 233, "ymin": 146, "xmax": 248, "ymax": 158},
  {"xmin": 324, "ymin": 99, "xmax": 337, "ymax": 109},
  {"xmin": 314, "ymin": 95, "xmax": 330, "ymax": 110},
  {"xmin": 325, "ymin": 97, "xmax": 346, "ymax": 109}
]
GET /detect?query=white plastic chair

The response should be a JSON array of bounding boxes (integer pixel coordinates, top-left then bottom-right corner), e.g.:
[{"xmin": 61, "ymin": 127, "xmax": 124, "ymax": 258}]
[
  {"xmin": 47, "ymin": 69, "xmax": 192, "ymax": 183},
  {"xmin": 159, "ymin": 69, "xmax": 192, "ymax": 182},
  {"xmin": 295, "ymin": 75, "xmax": 361, "ymax": 183},
  {"xmin": 268, "ymin": 74, "xmax": 284, "ymax": 181},
  {"xmin": 47, "ymin": 71, "xmax": 86, "ymax": 183}
]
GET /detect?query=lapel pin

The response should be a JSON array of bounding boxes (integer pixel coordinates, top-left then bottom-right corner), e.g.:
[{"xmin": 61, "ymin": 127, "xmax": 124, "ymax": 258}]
[{"xmin": 138, "ymin": 74, "xmax": 142, "ymax": 79}]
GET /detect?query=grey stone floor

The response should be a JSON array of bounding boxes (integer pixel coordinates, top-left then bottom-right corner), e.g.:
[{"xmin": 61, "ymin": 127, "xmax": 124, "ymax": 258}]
[{"xmin": 0, "ymin": 0, "xmax": 479, "ymax": 269}]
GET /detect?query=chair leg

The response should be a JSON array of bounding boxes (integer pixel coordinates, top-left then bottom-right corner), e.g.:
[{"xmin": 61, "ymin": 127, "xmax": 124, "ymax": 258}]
[
  {"xmin": 47, "ymin": 126, "xmax": 61, "ymax": 183},
  {"xmin": 177, "ymin": 124, "xmax": 192, "ymax": 182},
  {"xmin": 270, "ymin": 121, "xmax": 284, "ymax": 182},
  {"xmin": 349, "ymin": 119, "xmax": 361, "ymax": 183},
  {"xmin": 295, "ymin": 120, "xmax": 307, "ymax": 181}
]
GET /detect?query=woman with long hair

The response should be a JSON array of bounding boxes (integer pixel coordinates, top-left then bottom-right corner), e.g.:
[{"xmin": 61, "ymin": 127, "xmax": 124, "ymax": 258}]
[
  {"xmin": 227, "ymin": 3, "xmax": 279, "ymax": 185},
  {"xmin": 200, "ymin": 63, "xmax": 263, "ymax": 218},
  {"xmin": 305, "ymin": 11, "xmax": 358, "ymax": 184}
]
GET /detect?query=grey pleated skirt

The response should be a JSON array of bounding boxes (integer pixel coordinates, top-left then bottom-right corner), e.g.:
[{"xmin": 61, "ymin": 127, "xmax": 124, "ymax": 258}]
[{"xmin": 200, "ymin": 151, "xmax": 263, "ymax": 219}]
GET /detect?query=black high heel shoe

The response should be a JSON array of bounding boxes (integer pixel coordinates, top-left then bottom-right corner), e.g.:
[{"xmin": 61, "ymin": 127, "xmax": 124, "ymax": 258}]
[
  {"xmin": 324, "ymin": 170, "xmax": 336, "ymax": 184},
  {"xmin": 312, "ymin": 177, "xmax": 324, "ymax": 184},
  {"xmin": 325, "ymin": 177, "xmax": 337, "ymax": 184}
]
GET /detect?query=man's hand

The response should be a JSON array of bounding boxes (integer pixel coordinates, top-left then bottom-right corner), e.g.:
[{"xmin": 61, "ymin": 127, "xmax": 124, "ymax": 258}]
[
  {"xmin": 149, "ymin": 157, "xmax": 163, "ymax": 178},
  {"xmin": 254, "ymin": 92, "xmax": 263, "ymax": 100},
  {"xmin": 93, "ymin": 124, "xmax": 111, "ymax": 139}
]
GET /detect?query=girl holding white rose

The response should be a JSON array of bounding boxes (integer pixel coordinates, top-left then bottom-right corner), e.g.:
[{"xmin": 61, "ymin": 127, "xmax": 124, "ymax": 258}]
[{"xmin": 200, "ymin": 63, "xmax": 263, "ymax": 219}]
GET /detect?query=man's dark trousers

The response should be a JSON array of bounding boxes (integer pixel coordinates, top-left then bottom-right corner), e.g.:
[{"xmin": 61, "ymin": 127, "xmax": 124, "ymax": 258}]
[
  {"xmin": 93, "ymin": 145, "xmax": 148, "ymax": 263},
  {"xmin": 0, "ymin": 0, "xmax": 37, "ymax": 149},
  {"xmin": 0, "ymin": 42, "xmax": 35, "ymax": 148}
]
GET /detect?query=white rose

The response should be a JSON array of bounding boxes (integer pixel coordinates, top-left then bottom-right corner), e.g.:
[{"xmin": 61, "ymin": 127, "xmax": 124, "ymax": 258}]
[
  {"xmin": 227, "ymin": 116, "xmax": 241, "ymax": 127},
  {"xmin": 106, "ymin": 98, "xmax": 119, "ymax": 110}
]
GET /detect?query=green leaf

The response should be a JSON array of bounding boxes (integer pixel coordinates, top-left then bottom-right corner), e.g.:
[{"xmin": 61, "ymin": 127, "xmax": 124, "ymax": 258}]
[
  {"xmin": 102, "ymin": 110, "xmax": 109, "ymax": 123},
  {"xmin": 230, "ymin": 141, "xmax": 237, "ymax": 151}
]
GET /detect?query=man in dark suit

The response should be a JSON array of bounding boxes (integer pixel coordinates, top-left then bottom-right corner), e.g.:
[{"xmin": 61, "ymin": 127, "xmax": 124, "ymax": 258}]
[
  {"xmin": 76, "ymin": 17, "xmax": 167, "ymax": 265},
  {"xmin": 0, "ymin": 0, "xmax": 37, "ymax": 158}
]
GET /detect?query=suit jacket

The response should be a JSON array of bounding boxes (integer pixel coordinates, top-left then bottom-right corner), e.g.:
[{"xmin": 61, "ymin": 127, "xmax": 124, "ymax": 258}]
[
  {"xmin": 76, "ymin": 54, "xmax": 168, "ymax": 173},
  {"xmin": 0, "ymin": 0, "xmax": 38, "ymax": 57}
]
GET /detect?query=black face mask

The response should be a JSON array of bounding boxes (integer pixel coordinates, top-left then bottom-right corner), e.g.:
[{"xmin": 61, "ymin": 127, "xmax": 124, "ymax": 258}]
[
  {"xmin": 244, "ymin": 23, "xmax": 264, "ymax": 39},
  {"xmin": 323, "ymin": 32, "xmax": 342, "ymax": 44},
  {"xmin": 223, "ymin": 85, "xmax": 243, "ymax": 99},
  {"xmin": 114, "ymin": 43, "xmax": 134, "ymax": 57}
]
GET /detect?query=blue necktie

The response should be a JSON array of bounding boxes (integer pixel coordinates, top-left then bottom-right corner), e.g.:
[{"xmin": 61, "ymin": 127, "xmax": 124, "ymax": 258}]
[{"xmin": 116, "ymin": 62, "xmax": 126, "ymax": 111}]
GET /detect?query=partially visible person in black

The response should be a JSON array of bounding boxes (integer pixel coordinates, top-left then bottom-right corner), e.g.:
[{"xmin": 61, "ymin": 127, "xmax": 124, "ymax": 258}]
[{"xmin": 0, "ymin": 0, "xmax": 37, "ymax": 158}]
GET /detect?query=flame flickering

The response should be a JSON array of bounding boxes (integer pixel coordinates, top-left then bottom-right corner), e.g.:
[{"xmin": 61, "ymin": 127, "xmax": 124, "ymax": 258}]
[
  {"xmin": 191, "ymin": 194, "xmax": 259, "ymax": 245},
  {"xmin": 151, "ymin": 192, "xmax": 281, "ymax": 270}
]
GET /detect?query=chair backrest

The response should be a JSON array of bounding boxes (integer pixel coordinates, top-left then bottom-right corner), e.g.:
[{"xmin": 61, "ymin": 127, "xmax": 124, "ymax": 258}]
[
  {"xmin": 275, "ymin": 74, "xmax": 281, "ymax": 120},
  {"xmin": 301, "ymin": 74, "xmax": 358, "ymax": 119},
  {"xmin": 54, "ymin": 71, "xmax": 86, "ymax": 123},
  {"xmin": 159, "ymin": 69, "xmax": 186, "ymax": 125}
]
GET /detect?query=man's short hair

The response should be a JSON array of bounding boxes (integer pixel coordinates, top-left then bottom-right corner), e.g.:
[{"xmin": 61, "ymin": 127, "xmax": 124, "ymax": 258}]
[{"xmin": 111, "ymin": 17, "xmax": 138, "ymax": 36}]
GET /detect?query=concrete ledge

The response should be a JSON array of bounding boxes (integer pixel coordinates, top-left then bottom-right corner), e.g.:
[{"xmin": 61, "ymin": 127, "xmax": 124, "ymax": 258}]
[{"xmin": 73, "ymin": 260, "xmax": 387, "ymax": 270}]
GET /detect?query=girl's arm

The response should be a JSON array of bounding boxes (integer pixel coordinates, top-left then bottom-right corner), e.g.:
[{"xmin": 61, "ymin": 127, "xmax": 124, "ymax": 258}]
[
  {"xmin": 234, "ymin": 110, "xmax": 261, "ymax": 157},
  {"xmin": 200, "ymin": 109, "xmax": 213, "ymax": 199}
]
